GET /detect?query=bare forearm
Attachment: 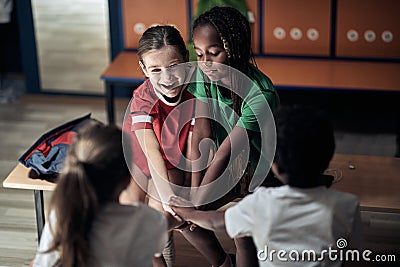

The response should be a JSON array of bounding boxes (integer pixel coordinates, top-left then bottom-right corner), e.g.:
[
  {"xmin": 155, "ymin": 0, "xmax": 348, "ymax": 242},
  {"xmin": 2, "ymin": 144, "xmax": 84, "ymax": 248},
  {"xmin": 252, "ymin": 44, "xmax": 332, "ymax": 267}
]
[
  {"xmin": 186, "ymin": 131, "xmax": 203, "ymax": 188},
  {"xmin": 147, "ymin": 149, "xmax": 175, "ymax": 201},
  {"xmin": 135, "ymin": 129, "xmax": 175, "ymax": 202},
  {"xmin": 185, "ymin": 210, "xmax": 226, "ymax": 232},
  {"xmin": 200, "ymin": 126, "xmax": 247, "ymax": 187},
  {"xmin": 169, "ymin": 196, "xmax": 225, "ymax": 231},
  {"xmin": 200, "ymin": 155, "xmax": 229, "ymax": 186},
  {"xmin": 191, "ymin": 172, "xmax": 203, "ymax": 188}
]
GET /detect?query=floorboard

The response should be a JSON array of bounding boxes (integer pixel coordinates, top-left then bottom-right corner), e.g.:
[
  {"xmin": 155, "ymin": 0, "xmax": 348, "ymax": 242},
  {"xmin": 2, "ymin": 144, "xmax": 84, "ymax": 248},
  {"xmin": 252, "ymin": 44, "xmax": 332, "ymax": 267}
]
[{"xmin": 0, "ymin": 95, "xmax": 399, "ymax": 266}]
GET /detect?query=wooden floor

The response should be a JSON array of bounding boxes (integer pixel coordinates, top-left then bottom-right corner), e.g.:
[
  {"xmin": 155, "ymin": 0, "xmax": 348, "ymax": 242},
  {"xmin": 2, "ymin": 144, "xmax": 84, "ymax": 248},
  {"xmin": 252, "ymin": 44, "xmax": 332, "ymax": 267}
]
[
  {"xmin": 0, "ymin": 95, "xmax": 110, "ymax": 266},
  {"xmin": 3, "ymin": 0, "xmax": 399, "ymax": 265},
  {"xmin": 0, "ymin": 95, "xmax": 399, "ymax": 266},
  {"xmin": 0, "ymin": 95, "xmax": 236, "ymax": 267}
]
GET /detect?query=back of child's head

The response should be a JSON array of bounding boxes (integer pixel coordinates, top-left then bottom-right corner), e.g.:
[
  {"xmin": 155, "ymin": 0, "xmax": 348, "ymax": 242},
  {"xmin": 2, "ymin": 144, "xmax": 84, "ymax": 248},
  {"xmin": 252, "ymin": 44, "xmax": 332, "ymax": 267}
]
[
  {"xmin": 61, "ymin": 119, "xmax": 130, "ymax": 203},
  {"xmin": 48, "ymin": 120, "xmax": 130, "ymax": 266},
  {"xmin": 274, "ymin": 105, "xmax": 335, "ymax": 188},
  {"xmin": 193, "ymin": 6, "xmax": 251, "ymax": 74},
  {"xmin": 138, "ymin": 25, "xmax": 189, "ymax": 62}
]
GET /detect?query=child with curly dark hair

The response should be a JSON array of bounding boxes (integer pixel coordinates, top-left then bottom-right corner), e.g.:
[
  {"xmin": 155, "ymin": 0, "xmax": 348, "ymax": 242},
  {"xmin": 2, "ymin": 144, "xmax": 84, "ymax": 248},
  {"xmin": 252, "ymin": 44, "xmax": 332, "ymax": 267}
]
[{"xmin": 171, "ymin": 105, "xmax": 363, "ymax": 267}]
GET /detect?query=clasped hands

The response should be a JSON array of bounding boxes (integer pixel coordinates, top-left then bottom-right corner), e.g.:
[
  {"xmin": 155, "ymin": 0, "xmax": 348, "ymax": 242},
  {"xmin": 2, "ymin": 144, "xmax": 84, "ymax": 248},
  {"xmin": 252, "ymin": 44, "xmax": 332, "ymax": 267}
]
[{"xmin": 166, "ymin": 196, "xmax": 198, "ymax": 231}]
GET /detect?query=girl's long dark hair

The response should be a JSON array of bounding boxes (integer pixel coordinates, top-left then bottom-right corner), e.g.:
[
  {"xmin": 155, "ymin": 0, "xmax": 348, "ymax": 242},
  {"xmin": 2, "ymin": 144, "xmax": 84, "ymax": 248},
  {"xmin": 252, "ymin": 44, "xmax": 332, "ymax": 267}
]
[
  {"xmin": 46, "ymin": 120, "xmax": 130, "ymax": 266},
  {"xmin": 193, "ymin": 6, "xmax": 254, "ymax": 121},
  {"xmin": 194, "ymin": 7, "xmax": 256, "ymax": 194}
]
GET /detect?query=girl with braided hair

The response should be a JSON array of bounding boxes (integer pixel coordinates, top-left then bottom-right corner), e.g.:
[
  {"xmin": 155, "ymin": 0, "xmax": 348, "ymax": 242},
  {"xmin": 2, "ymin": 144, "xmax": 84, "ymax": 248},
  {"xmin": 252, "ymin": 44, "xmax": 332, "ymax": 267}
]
[
  {"xmin": 183, "ymin": 6, "xmax": 280, "ymax": 266},
  {"xmin": 190, "ymin": 6, "xmax": 280, "ymax": 196}
]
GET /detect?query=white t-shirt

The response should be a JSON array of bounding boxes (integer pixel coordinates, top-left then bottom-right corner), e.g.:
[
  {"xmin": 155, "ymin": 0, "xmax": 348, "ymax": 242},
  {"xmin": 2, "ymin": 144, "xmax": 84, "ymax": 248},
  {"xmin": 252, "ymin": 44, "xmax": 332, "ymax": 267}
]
[
  {"xmin": 33, "ymin": 202, "xmax": 167, "ymax": 267},
  {"xmin": 225, "ymin": 185, "xmax": 363, "ymax": 267}
]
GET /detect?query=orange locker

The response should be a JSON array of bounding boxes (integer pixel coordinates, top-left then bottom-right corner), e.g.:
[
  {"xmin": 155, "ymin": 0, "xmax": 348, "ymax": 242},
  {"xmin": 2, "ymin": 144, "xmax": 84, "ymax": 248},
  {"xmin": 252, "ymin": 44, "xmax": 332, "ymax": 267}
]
[
  {"xmin": 263, "ymin": 0, "xmax": 331, "ymax": 56},
  {"xmin": 336, "ymin": 0, "xmax": 400, "ymax": 59},
  {"xmin": 191, "ymin": 0, "xmax": 199, "ymax": 18},
  {"xmin": 122, "ymin": 0, "xmax": 189, "ymax": 50}
]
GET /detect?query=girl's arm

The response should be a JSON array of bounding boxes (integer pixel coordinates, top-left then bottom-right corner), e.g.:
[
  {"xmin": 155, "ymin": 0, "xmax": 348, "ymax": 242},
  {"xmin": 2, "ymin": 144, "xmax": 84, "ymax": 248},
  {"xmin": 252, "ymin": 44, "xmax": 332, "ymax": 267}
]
[
  {"xmin": 184, "ymin": 131, "xmax": 193, "ymax": 187},
  {"xmin": 135, "ymin": 129, "xmax": 175, "ymax": 205},
  {"xmin": 189, "ymin": 99, "xmax": 214, "ymax": 188},
  {"xmin": 200, "ymin": 125, "xmax": 248, "ymax": 186},
  {"xmin": 31, "ymin": 212, "xmax": 60, "ymax": 267},
  {"xmin": 169, "ymin": 196, "xmax": 226, "ymax": 232},
  {"xmin": 183, "ymin": 209, "xmax": 226, "ymax": 232},
  {"xmin": 189, "ymin": 117, "xmax": 213, "ymax": 188},
  {"xmin": 192, "ymin": 125, "xmax": 249, "ymax": 206}
]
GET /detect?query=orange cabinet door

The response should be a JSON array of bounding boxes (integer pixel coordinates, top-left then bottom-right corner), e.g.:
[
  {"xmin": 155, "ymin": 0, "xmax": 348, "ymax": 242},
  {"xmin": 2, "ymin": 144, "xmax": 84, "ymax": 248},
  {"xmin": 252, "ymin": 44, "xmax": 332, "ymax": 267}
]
[
  {"xmin": 122, "ymin": 0, "xmax": 189, "ymax": 50},
  {"xmin": 336, "ymin": 0, "xmax": 400, "ymax": 59},
  {"xmin": 263, "ymin": 0, "xmax": 331, "ymax": 56}
]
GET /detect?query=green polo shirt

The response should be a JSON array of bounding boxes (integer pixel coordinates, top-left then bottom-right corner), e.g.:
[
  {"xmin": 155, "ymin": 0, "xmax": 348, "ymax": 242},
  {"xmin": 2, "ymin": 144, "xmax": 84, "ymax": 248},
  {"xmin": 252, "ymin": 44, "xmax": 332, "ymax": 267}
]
[{"xmin": 188, "ymin": 64, "xmax": 279, "ymax": 178}]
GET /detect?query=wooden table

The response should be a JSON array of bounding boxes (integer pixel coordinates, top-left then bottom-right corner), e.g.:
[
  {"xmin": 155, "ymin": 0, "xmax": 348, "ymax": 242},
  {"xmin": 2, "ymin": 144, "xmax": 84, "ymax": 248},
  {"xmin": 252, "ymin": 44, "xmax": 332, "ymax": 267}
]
[
  {"xmin": 3, "ymin": 154, "xmax": 400, "ymax": 243},
  {"xmin": 2, "ymin": 163, "xmax": 55, "ymax": 242}
]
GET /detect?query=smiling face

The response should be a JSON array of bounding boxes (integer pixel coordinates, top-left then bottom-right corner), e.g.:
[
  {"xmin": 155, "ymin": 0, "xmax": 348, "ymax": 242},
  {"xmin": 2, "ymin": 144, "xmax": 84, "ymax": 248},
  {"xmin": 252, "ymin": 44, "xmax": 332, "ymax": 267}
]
[
  {"xmin": 193, "ymin": 24, "xmax": 229, "ymax": 82},
  {"xmin": 140, "ymin": 45, "xmax": 186, "ymax": 99}
]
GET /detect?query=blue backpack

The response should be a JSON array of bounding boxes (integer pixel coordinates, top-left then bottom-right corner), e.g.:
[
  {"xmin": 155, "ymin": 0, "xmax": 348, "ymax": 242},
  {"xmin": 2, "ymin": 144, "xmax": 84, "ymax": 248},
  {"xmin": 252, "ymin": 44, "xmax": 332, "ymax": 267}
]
[{"xmin": 19, "ymin": 114, "xmax": 91, "ymax": 182}]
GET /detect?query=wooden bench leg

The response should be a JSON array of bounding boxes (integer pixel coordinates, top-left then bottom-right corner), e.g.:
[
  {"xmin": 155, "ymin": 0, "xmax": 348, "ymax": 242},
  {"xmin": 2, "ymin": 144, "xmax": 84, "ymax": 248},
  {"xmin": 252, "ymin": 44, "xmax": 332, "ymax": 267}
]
[
  {"xmin": 105, "ymin": 82, "xmax": 115, "ymax": 124},
  {"xmin": 396, "ymin": 118, "xmax": 400, "ymax": 158},
  {"xmin": 34, "ymin": 189, "xmax": 45, "ymax": 244}
]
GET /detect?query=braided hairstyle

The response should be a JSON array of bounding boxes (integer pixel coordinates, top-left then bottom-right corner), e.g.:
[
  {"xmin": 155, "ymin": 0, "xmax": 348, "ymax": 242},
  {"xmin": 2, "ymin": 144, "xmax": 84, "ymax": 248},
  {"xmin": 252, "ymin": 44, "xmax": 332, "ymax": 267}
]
[
  {"xmin": 193, "ymin": 7, "xmax": 256, "ymax": 192},
  {"xmin": 193, "ymin": 6, "xmax": 252, "ymax": 74},
  {"xmin": 193, "ymin": 6, "xmax": 254, "ymax": 119}
]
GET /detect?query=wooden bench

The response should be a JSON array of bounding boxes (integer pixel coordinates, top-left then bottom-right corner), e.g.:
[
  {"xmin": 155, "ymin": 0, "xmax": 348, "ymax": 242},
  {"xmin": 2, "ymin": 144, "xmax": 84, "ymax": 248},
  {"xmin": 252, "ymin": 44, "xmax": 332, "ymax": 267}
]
[
  {"xmin": 3, "ymin": 154, "xmax": 400, "ymax": 242},
  {"xmin": 329, "ymin": 154, "xmax": 400, "ymax": 213},
  {"xmin": 101, "ymin": 52, "xmax": 144, "ymax": 124},
  {"xmin": 101, "ymin": 0, "xmax": 400, "ymax": 124},
  {"xmin": 101, "ymin": 50, "xmax": 400, "ymax": 123}
]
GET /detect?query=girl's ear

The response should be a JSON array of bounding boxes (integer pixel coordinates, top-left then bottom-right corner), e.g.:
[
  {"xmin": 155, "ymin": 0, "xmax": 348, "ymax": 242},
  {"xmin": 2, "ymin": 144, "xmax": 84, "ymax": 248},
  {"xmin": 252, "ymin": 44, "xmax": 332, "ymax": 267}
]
[
  {"xmin": 139, "ymin": 61, "xmax": 149, "ymax": 77},
  {"xmin": 271, "ymin": 162, "xmax": 280, "ymax": 177},
  {"xmin": 272, "ymin": 162, "xmax": 288, "ymax": 185}
]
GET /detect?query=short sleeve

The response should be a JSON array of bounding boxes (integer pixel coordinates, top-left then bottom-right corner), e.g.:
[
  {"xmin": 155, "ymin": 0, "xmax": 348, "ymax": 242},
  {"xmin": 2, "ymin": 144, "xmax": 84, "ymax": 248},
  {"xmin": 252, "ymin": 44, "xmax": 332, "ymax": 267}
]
[
  {"xmin": 224, "ymin": 193, "xmax": 257, "ymax": 238},
  {"xmin": 249, "ymin": 64, "xmax": 279, "ymax": 112},
  {"xmin": 236, "ymin": 87, "xmax": 270, "ymax": 132},
  {"xmin": 237, "ymin": 82, "xmax": 278, "ymax": 132},
  {"xmin": 130, "ymin": 94, "xmax": 154, "ymax": 132},
  {"xmin": 33, "ymin": 211, "xmax": 60, "ymax": 267},
  {"xmin": 131, "ymin": 114, "xmax": 154, "ymax": 131},
  {"xmin": 236, "ymin": 64, "xmax": 279, "ymax": 131}
]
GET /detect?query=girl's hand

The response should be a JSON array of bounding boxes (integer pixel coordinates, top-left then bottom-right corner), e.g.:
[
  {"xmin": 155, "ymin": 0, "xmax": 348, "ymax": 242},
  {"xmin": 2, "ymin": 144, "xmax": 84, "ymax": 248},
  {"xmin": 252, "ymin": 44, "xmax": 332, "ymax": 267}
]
[
  {"xmin": 162, "ymin": 202, "xmax": 176, "ymax": 216},
  {"xmin": 168, "ymin": 196, "xmax": 196, "ymax": 221},
  {"xmin": 166, "ymin": 212, "xmax": 185, "ymax": 231}
]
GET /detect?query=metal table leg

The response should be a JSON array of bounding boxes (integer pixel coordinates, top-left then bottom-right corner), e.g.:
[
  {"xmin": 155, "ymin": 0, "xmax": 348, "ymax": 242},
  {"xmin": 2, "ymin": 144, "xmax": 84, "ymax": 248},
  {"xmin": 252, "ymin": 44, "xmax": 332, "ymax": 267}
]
[{"xmin": 34, "ymin": 189, "xmax": 45, "ymax": 244}]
